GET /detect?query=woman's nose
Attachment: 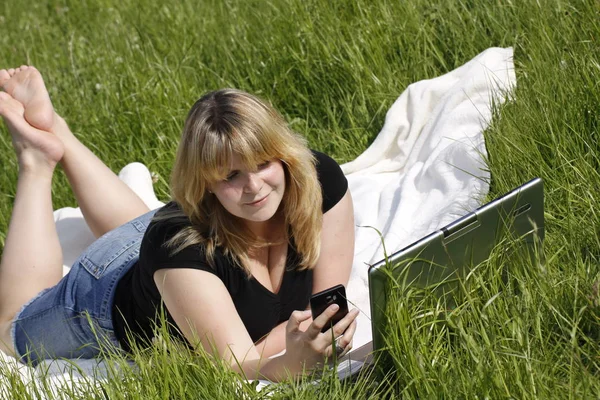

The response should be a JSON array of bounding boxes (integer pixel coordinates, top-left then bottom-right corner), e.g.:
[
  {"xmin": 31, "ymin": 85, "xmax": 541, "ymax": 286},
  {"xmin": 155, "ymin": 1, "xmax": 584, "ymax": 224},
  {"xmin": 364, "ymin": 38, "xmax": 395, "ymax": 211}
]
[{"xmin": 243, "ymin": 172, "xmax": 262, "ymax": 193}]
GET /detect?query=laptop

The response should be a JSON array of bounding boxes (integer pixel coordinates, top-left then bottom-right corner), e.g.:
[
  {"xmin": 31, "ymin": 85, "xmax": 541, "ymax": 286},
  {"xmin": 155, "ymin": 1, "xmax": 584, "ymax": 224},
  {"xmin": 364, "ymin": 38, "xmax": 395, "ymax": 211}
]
[{"xmin": 337, "ymin": 177, "xmax": 545, "ymax": 378}]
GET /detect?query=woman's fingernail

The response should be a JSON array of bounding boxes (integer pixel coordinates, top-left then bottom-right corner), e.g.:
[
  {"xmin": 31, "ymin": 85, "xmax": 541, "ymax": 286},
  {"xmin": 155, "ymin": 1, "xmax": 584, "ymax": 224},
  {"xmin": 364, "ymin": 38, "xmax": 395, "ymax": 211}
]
[{"xmin": 331, "ymin": 304, "xmax": 339, "ymax": 311}]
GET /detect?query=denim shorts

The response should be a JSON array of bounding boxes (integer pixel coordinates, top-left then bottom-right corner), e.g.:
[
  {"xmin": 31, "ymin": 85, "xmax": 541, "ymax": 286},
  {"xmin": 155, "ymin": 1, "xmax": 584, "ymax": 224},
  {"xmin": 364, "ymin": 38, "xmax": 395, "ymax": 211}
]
[{"xmin": 11, "ymin": 209, "xmax": 158, "ymax": 366}]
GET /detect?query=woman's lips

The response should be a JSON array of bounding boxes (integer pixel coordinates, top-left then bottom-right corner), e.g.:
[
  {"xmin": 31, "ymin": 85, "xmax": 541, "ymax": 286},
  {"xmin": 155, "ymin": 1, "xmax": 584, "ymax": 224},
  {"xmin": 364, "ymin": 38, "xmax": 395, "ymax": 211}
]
[{"xmin": 246, "ymin": 193, "xmax": 269, "ymax": 206}]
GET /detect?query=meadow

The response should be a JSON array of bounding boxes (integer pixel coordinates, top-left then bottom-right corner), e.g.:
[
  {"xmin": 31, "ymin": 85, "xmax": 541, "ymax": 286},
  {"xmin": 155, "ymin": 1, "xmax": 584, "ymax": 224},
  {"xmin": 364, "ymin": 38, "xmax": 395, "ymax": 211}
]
[{"xmin": 0, "ymin": 0, "xmax": 599, "ymax": 398}]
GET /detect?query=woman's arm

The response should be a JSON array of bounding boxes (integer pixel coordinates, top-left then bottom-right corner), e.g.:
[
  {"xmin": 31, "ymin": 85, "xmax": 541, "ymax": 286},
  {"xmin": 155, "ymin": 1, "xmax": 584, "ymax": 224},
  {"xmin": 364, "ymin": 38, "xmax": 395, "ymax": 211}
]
[
  {"xmin": 154, "ymin": 268, "xmax": 357, "ymax": 381},
  {"xmin": 254, "ymin": 313, "xmax": 312, "ymax": 358},
  {"xmin": 312, "ymin": 188, "xmax": 355, "ymax": 293}
]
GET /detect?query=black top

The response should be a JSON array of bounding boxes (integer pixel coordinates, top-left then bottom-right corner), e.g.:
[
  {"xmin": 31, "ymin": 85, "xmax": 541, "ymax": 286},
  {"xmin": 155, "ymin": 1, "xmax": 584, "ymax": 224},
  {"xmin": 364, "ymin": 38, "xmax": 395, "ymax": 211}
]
[{"xmin": 112, "ymin": 150, "xmax": 348, "ymax": 351}]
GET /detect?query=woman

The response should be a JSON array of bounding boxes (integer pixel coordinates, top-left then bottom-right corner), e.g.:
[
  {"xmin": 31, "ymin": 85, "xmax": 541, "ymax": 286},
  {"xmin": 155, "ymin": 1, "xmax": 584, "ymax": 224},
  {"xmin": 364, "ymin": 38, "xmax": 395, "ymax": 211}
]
[{"xmin": 0, "ymin": 66, "xmax": 358, "ymax": 381}]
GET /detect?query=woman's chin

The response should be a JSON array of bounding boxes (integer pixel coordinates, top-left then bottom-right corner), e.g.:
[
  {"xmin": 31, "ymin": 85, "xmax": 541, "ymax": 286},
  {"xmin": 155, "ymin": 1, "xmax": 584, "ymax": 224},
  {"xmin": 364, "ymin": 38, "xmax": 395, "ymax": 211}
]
[{"xmin": 243, "ymin": 201, "xmax": 281, "ymax": 221}]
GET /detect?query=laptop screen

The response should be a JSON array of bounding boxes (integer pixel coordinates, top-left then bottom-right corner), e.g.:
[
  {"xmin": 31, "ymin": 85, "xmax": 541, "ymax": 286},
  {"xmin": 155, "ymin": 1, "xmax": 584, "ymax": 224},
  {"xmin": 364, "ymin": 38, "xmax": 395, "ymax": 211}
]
[{"xmin": 367, "ymin": 177, "xmax": 545, "ymax": 352}]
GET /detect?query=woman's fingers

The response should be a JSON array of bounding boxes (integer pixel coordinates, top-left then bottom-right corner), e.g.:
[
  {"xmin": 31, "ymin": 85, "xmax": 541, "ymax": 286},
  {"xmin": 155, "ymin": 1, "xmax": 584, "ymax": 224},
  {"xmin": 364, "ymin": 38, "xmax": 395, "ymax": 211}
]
[
  {"xmin": 286, "ymin": 310, "xmax": 312, "ymax": 334},
  {"xmin": 326, "ymin": 340, "xmax": 352, "ymax": 358},
  {"xmin": 306, "ymin": 304, "xmax": 340, "ymax": 339},
  {"xmin": 337, "ymin": 319, "xmax": 357, "ymax": 349},
  {"xmin": 327, "ymin": 320, "xmax": 356, "ymax": 358},
  {"xmin": 286, "ymin": 307, "xmax": 360, "ymax": 369},
  {"xmin": 322, "ymin": 308, "xmax": 359, "ymax": 341},
  {"xmin": 325, "ymin": 324, "xmax": 356, "ymax": 359}
]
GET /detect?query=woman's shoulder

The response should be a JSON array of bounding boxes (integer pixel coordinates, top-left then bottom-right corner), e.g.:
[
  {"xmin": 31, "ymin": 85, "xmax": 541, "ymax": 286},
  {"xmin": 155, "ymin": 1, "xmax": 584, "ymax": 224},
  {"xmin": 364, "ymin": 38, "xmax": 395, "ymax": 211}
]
[
  {"xmin": 140, "ymin": 202, "xmax": 232, "ymax": 275},
  {"xmin": 154, "ymin": 200, "xmax": 185, "ymax": 218},
  {"xmin": 147, "ymin": 201, "xmax": 190, "ymax": 235},
  {"xmin": 141, "ymin": 201, "xmax": 198, "ymax": 258},
  {"xmin": 310, "ymin": 150, "xmax": 348, "ymax": 213}
]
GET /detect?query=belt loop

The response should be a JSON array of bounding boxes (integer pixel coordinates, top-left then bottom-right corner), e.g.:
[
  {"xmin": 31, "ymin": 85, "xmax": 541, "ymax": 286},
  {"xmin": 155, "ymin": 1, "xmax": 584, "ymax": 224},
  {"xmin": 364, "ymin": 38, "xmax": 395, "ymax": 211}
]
[{"xmin": 132, "ymin": 219, "xmax": 146, "ymax": 233}]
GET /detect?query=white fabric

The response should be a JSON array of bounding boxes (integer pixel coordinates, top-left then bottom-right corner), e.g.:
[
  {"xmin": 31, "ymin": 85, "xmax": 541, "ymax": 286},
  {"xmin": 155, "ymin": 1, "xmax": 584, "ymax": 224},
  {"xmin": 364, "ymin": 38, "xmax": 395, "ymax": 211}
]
[
  {"xmin": 0, "ymin": 47, "xmax": 515, "ymax": 392},
  {"xmin": 344, "ymin": 46, "xmax": 515, "ymax": 348}
]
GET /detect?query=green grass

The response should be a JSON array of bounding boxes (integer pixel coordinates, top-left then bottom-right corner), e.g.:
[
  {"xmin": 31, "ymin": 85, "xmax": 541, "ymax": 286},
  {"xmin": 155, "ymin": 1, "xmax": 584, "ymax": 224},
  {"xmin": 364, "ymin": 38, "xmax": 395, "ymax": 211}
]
[{"xmin": 0, "ymin": 0, "xmax": 599, "ymax": 397}]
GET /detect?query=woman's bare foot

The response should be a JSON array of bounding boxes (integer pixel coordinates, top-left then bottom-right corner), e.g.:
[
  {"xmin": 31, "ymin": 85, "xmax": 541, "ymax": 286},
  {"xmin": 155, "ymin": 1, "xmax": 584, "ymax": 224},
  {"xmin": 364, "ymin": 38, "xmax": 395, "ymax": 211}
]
[
  {"xmin": 0, "ymin": 92, "xmax": 64, "ymax": 171},
  {"xmin": 0, "ymin": 66, "xmax": 55, "ymax": 132}
]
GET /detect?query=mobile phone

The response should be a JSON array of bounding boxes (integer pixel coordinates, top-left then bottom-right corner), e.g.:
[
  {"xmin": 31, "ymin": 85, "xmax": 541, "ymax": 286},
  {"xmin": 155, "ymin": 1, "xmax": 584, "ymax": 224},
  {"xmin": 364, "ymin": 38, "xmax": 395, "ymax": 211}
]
[{"xmin": 310, "ymin": 284, "xmax": 349, "ymax": 333}]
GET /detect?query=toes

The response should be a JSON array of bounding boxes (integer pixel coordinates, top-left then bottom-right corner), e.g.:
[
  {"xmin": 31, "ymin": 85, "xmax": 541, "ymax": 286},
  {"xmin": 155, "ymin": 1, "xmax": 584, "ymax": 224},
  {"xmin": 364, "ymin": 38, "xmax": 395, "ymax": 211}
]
[
  {"xmin": 19, "ymin": 65, "xmax": 28, "ymax": 70},
  {"xmin": 0, "ymin": 70, "xmax": 9, "ymax": 87},
  {"xmin": 8, "ymin": 68, "xmax": 15, "ymax": 76},
  {"xmin": 0, "ymin": 92, "xmax": 23, "ymax": 118},
  {"xmin": 0, "ymin": 92, "xmax": 11, "ymax": 112}
]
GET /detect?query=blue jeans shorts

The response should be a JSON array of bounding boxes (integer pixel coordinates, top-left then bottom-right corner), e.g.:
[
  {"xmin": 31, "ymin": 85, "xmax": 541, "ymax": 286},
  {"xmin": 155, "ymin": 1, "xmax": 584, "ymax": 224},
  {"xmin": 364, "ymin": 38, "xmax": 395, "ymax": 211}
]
[{"xmin": 11, "ymin": 209, "xmax": 158, "ymax": 366}]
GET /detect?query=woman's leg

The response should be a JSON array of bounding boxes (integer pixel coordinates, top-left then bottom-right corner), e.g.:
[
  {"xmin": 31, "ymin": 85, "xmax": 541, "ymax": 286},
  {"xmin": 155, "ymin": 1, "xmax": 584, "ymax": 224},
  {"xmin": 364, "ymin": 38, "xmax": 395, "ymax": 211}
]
[
  {"xmin": 0, "ymin": 92, "xmax": 64, "ymax": 356},
  {"xmin": 0, "ymin": 66, "xmax": 150, "ymax": 239}
]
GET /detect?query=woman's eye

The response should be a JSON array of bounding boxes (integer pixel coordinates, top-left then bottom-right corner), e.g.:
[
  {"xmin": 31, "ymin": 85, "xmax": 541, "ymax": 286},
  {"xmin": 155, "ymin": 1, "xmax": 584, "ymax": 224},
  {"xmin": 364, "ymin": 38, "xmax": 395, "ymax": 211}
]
[
  {"xmin": 225, "ymin": 171, "xmax": 239, "ymax": 181},
  {"xmin": 258, "ymin": 161, "xmax": 270, "ymax": 169}
]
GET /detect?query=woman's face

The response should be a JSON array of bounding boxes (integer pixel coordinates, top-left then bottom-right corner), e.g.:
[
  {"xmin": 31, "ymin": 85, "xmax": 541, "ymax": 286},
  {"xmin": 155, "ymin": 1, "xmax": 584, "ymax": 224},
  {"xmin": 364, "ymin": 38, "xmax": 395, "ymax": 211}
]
[{"xmin": 210, "ymin": 154, "xmax": 286, "ymax": 228}]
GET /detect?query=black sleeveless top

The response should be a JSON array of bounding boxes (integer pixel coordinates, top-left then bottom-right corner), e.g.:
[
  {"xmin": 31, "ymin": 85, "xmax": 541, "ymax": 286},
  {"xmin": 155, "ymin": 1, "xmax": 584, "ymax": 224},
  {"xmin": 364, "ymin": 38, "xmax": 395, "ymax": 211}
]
[{"xmin": 112, "ymin": 150, "xmax": 348, "ymax": 351}]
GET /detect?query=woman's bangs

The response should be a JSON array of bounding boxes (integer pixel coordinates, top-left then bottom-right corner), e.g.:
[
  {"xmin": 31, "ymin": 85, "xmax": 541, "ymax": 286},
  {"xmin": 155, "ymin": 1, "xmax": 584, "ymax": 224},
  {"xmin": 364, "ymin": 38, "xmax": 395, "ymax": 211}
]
[
  {"xmin": 199, "ymin": 132, "xmax": 233, "ymax": 183},
  {"xmin": 231, "ymin": 126, "xmax": 281, "ymax": 168},
  {"xmin": 195, "ymin": 113, "xmax": 288, "ymax": 185}
]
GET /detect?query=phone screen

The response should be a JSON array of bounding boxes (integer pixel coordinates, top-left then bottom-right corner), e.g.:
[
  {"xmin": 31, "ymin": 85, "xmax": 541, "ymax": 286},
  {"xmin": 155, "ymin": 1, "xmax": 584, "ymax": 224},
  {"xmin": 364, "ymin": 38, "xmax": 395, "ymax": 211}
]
[{"xmin": 310, "ymin": 284, "xmax": 349, "ymax": 333}]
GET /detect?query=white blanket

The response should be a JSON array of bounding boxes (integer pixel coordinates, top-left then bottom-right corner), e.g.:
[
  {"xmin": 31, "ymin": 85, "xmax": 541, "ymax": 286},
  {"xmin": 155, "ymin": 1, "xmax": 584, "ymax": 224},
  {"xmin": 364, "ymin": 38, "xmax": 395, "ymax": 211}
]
[
  {"xmin": 0, "ymin": 47, "xmax": 515, "ymax": 391},
  {"xmin": 344, "ymin": 46, "xmax": 515, "ymax": 347}
]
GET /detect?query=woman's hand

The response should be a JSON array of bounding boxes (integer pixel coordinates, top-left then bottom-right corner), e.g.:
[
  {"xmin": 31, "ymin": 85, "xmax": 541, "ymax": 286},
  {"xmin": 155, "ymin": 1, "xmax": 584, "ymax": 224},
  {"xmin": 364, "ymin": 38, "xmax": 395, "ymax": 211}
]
[
  {"xmin": 284, "ymin": 304, "xmax": 359, "ymax": 372},
  {"xmin": 155, "ymin": 268, "xmax": 357, "ymax": 381}
]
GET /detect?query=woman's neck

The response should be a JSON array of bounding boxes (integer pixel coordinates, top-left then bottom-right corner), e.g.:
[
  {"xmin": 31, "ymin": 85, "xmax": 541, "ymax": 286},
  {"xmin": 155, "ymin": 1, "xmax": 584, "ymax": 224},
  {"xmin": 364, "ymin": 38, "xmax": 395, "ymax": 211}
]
[{"xmin": 244, "ymin": 210, "xmax": 286, "ymax": 243}]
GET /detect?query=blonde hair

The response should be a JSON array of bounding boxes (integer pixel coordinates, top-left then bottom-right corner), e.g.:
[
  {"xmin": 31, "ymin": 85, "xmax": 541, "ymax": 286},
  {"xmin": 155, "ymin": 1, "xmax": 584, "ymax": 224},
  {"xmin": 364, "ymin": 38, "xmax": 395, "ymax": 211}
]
[{"xmin": 160, "ymin": 89, "xmax": 322, "ymax": 274}]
